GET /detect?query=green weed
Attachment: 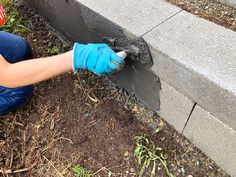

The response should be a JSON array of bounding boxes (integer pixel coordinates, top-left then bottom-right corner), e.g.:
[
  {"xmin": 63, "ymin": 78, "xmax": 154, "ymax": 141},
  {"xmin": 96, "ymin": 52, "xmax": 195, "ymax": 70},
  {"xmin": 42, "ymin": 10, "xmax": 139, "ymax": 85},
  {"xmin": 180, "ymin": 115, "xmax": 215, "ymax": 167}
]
[
  {"xmin": 72, "ymin": 165, "xmax": 93, "ymax": 177},
  {"xmin": 135, "ymin": 134, "xmax": 175, "ymax": 177},
  {"xmin": 2, "ymin": 0, "xmax": 11, "ymax": 6},
  {"xmin": 48, "ymin": 46, "xmax": 61, "ymax": 55},
  {"xmin": 0, "ymin": 0, "xmax": 28, "ymax": 34}
]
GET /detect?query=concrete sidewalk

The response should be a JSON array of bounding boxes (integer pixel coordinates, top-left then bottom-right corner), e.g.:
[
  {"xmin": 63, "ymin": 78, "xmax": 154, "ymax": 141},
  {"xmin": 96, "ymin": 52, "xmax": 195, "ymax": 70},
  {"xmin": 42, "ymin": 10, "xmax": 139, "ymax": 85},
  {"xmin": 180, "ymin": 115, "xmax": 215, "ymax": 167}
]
[
  {"xmin": 217, "ymin": 0, "xmax": 236, "ymax": 8},
  {"xmin": 22, "ymin": 0, "xmax": 236, "ymax": 176}
]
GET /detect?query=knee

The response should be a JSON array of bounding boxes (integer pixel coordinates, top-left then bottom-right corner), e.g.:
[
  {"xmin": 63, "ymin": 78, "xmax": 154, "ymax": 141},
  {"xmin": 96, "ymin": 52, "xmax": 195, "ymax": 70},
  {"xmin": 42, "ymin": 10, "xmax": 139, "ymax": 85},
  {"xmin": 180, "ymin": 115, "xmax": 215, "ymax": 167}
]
[
  {"xmin": 0, "ymin": 31, "xmax": 32, "ymax": 63},
  {"xmin": 21, "ymin": 39, "xmax": 32, "ymax": 59},
  {"xmin": 0, "ymin": 86, "xmax": 33, "ymax": 115},
  {"xmin": 14, "ymin": 37, "xmax": 32, "ymax": 61}
]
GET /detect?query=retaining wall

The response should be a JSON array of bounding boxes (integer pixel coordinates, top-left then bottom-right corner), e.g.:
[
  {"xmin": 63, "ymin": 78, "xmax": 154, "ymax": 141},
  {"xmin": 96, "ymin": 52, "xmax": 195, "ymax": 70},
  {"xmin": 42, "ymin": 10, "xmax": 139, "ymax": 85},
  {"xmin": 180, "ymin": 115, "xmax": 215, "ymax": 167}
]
[{"xmin": 21, "ymin": 0, "xmax": 236, "ymax": 176}]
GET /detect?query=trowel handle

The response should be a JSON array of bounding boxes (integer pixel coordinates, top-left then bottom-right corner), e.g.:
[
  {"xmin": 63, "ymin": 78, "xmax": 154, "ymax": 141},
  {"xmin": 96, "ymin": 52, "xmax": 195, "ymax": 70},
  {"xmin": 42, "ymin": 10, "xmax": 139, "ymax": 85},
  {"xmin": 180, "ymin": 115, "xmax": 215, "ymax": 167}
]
[{"xmin": 116, "ymin": 51, "xmax": 128, "ymax": 60}]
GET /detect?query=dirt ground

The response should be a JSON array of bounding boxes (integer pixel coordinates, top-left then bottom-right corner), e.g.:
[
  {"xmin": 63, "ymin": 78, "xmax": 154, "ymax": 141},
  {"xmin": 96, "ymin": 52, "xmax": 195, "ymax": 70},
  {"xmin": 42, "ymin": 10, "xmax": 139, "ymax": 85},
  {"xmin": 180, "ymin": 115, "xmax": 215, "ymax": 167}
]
[
  {"xmin": 166, "ymin": 0, "xmax": 236, "ymax": 31},
  {"xmin": 0, "ymin": 4, "xmax": 231, "ymax": 177}
]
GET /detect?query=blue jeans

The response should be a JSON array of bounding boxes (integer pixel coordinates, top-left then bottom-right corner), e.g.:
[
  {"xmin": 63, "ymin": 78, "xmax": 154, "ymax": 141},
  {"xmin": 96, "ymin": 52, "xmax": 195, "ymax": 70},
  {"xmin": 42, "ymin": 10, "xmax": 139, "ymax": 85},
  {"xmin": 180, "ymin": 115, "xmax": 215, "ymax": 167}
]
[{"xmin": 0, "ymin": 31, "xmax": 33, "ymax": 115}]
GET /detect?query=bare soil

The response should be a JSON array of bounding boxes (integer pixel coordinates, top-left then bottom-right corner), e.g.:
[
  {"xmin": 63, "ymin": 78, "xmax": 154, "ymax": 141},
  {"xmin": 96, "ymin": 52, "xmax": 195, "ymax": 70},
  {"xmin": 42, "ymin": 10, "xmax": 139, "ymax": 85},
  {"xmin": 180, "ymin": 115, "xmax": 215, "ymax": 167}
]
[
  {"xmin": 166, "ymin": 0, "xmax": 236, "ymax": 31},
  {"xmin": 0, "ymin": 5, "xmax": 230, "ymax": 177}
]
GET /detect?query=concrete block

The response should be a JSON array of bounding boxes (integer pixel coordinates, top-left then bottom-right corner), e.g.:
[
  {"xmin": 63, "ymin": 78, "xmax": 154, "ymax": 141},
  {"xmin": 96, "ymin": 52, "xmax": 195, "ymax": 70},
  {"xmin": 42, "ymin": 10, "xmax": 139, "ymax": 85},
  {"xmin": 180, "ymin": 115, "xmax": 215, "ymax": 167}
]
[
  {"xmin": 183, "ymin": 105, "xmax": 236, "ymax": 177},
  {"xmin": 217, "ymin": 0, "xmax": 236, "ymax": 8},
  {"xmin": 159, "ymin": 80, "xmax": 194, "ymax": 133},
  {"xmin": 77, "ymin": 0, "xmax": 181, "ymax": 36},
  {"xmin": 144, "ymin": 10, "xmax": 236, "ymax": 129}
]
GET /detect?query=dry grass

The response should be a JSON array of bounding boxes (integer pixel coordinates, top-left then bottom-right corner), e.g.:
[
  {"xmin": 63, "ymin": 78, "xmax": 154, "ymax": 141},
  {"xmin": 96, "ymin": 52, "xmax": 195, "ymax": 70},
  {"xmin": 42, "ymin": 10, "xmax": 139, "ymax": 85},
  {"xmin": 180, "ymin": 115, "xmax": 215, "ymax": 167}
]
[{"xmin": 0, "ymin": 86, "xmax": 77, "ymax": 177}]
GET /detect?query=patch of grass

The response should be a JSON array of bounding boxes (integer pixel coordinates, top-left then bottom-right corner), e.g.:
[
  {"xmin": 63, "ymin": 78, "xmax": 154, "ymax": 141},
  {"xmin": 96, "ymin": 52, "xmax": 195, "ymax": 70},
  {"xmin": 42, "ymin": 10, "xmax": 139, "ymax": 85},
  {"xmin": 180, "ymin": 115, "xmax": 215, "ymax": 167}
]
[
  {"xmin": 48, "ymin": 46, "xmax": 61, "ymax": 55},
  {"xmin": 72, "ymin": 165, "xmax": 93, "ymax": 177},
  {"xmin": 1, "ymin": 0, "xmax": 10, "ymax": 6},
  {"xmin": 135, "ymin": 134, "xmax": 174, "ymax": 177},
  {"xmin": 0, "ymin": 0, "xmax": 28, "ymax": 34}
]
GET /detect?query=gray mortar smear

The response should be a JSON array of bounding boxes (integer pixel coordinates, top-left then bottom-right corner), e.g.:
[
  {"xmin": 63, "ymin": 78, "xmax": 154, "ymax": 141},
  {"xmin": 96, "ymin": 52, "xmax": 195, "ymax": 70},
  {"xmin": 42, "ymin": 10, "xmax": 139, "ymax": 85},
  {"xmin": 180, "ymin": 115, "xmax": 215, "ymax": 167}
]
[
  {"xmin": 79, "ymin": 2, "xmax": 160, "ymax": 109},
  {"xmin": 103, "ymin": 37, "xmax": 153, "ymax": 68},
  {"xmin": 109, "ymin": 61, "xmax": 161, "ymax": 111},
  {"xmin": 80, "ymin": 4, "xmax": 153, "ymax": 67},
  {"xmin": 22, "ymin": 0, "xmax": 161, "ymax": 111}
]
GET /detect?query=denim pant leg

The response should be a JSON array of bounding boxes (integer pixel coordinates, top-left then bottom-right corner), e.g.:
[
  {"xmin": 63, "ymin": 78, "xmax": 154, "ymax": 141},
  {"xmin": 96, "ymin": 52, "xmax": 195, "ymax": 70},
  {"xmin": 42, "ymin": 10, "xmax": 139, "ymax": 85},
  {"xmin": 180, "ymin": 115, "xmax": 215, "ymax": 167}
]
[{"xmin": 0, "ymin": 31, "xmax": 33, "ymax": 115}]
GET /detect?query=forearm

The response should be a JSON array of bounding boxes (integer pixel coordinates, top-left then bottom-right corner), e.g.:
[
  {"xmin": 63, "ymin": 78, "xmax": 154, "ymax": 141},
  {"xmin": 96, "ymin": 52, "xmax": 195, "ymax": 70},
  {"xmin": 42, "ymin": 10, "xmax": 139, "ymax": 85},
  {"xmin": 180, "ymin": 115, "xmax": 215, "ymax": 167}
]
[{"xmin": 0, "ymin": 51, "xmax": 73, "ymax": 88}]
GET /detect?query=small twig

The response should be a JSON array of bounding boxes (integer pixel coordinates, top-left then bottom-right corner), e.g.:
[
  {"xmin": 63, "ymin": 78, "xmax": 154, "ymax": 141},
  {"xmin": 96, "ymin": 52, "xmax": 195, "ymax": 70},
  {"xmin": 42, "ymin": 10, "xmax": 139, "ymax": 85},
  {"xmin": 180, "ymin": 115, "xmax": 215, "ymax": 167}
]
[
  {"xmin": 87, "ymin": 94, "xmax": 98, "ymax": 103},
  {"xmin": 86, "ymin": 120, "xmax": 101, "ymax": 128},
  {"xmin": 9, "ymin": 149, "xmax": 13, "ymax": 169},
  {"xmin": 12, "ymin": 168, "xmax": 31, "ymax": 174},
  {"xmin": 93, "ymin": 167, "xmax": 107, "ymax": 175},
  {"xmin": 0, "ymin": 162, "xmax": 37, "ymax": 174},
  {"xmin": 0, "ymin": 169, "xmax": 12, "ymax": 174},
  {"xmin": 43, "ymin": 156, "xmax": 64, "ymax": 177},
  {"xmin": 125, "ymin": 94, "xmax": 131, "ymax": 105},
  {"xmin": 63, "ymin": 156, "xmax": 80, "ymax": 172},
  {"xmin": 59, "ymin": 137, "xmax": 74, "ymax": 144},
  {"xmin": 77, "ymin": 76, "xmax": 100, "ymax": 103},
  {"xmin": 21, "ymin": 129, "xmax": 27, "ymax": 166},
  {"xmin": 42, "ymin": 136, "xmax": 72, "ymax": 153}
]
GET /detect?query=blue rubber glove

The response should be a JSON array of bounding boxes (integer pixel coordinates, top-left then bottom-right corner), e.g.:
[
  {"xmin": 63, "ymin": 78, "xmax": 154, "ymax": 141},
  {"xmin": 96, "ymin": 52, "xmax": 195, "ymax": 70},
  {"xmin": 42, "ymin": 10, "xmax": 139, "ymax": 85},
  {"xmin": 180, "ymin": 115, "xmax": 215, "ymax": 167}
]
[{"xmin": 73, "ymin": 43, "xmax": 125, "ymax": 75}]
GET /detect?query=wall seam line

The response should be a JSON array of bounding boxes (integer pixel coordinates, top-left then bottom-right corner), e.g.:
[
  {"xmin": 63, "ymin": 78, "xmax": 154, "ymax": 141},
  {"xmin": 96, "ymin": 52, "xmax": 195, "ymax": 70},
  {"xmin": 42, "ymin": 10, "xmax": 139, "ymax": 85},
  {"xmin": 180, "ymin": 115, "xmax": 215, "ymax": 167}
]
[
  {"xmin": 141, "ymin": 9, "xmax": 182, "ymax": 37},
  {"xmin": 181, "ymin": 102, "xmax": 197, "ymax": 134}
]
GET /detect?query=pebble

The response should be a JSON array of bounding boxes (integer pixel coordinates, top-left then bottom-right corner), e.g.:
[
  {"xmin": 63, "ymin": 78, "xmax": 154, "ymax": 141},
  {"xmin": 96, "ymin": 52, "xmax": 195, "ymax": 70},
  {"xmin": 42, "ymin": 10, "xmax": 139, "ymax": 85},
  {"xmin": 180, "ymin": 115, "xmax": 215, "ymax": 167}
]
[
  {"xmin": 83, "ymin": 113, "xmax": 90, "ymax": 117},
  {"xmin": 181, "ymin": 167, "xmax": 186, "ymax": 173},
  {"xmin": 196, "ymin": 160, "xmax": 200, "ymax": 166},
  {"xmin": 124, "ymin": 151, "xmax": 129, "ymax": 157}
]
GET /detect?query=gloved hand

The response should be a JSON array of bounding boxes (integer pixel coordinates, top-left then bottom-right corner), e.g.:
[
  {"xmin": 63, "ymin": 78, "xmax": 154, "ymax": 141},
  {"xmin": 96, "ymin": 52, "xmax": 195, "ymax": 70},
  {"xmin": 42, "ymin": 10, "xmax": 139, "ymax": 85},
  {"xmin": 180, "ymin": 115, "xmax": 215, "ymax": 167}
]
[{"xmin": 73, "ymin": 43, "xmax": 125, "ymax": 75}]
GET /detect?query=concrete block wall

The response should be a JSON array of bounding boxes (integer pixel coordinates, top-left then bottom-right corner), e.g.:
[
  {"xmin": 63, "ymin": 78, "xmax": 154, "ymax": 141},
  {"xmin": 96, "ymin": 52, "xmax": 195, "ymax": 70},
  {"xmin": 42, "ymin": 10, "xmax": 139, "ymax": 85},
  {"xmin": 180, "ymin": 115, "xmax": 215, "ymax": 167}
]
[
  {"xmin": 159, "ymin": 80, "xmax": 195, "ymax": 133},
  {"xmin": 183, "ymin": 105, "xmax": 236, "ymax": 176},
  {"xmin": 22, "ymin": 0, "xmax": 236, "ymax": 176},
  {"xmin": 144, "ymin": 11, "xmax": 236, "ymax": 130}
]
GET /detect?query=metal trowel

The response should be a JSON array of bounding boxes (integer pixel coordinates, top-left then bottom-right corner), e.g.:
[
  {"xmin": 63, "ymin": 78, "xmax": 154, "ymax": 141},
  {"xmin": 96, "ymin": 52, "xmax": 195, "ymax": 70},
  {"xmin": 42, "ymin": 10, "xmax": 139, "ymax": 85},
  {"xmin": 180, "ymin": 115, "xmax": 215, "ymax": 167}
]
[{"xmin": 104, "ymin": 36, "xmax": 153, "ymax": 68}]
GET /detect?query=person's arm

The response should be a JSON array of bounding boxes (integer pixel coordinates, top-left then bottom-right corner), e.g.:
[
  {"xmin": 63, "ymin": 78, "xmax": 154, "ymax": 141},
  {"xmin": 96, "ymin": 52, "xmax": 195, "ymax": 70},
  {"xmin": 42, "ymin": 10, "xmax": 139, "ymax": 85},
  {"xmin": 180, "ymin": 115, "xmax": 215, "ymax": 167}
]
[
  {"xmin": 0, "ymin": 43, "xmax": 125, "ymax": 88},
  {"xmin": 0, "ymin": 51, "xmax": 73, "ymax": 88}
]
